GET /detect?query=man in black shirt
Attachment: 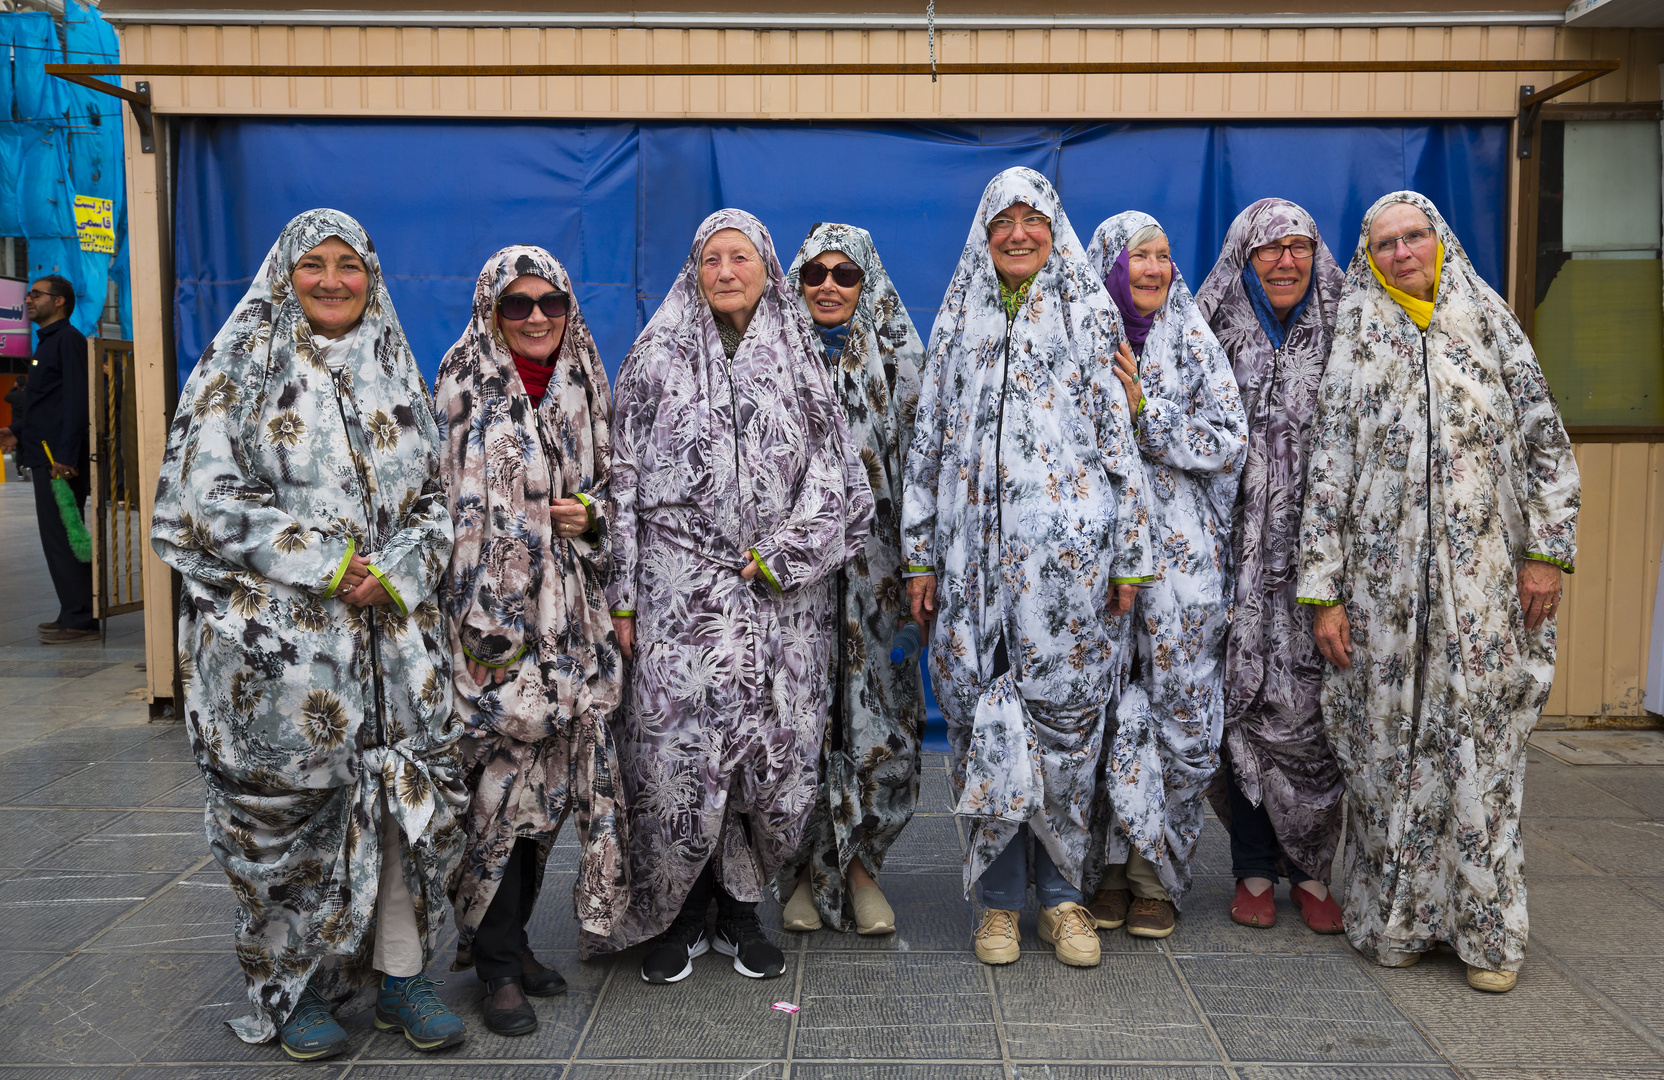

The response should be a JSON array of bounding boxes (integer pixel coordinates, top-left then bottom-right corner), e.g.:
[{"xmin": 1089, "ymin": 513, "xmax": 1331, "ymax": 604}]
[{"xmin": 0, "ymin": 275, "xmax": 97, "ymax": 642}]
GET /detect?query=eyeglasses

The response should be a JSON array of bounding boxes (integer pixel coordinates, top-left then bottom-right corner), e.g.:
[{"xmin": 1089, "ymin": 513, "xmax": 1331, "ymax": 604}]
[
  {"xmin": 988, "ymin": 213, "xmax": 1051, "ymax": 237},
  {"xmin": 497, "ymin": 291, "xmax": 570, "ymax": 321},
  {"xmin": 800, "ymin": 261, "xmax": 864, "ymax": 288},
  {"xmin": 24, "ymin": 290, "xmax": 54, "ymax": 301},
  {"xmin": 1368, "ymin": 228, "xmax": 1436, "ymax": 258},
  {"xmin": 1250, "ymin": 240, "xmax": 1316, "ymax": 264}
]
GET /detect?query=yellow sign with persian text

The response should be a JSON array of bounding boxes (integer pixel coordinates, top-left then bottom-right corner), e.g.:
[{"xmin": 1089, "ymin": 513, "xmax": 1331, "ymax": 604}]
[{"xmin": 74, "ymin": 195, "xmax": 115, "ymax": 254}]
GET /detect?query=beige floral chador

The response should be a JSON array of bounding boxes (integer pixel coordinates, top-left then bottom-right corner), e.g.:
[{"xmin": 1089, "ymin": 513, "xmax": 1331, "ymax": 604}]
[
  {"xmin": 433, "ymin": 246, "xmax": 626, "ymax": 963},
  {"xmin": 1297, "ymin": 191, "xmax": 1580, "ymax": 972},
  {"xmin": 151, "ymin": 209, "xmax": 465, "ymax": 1043}
]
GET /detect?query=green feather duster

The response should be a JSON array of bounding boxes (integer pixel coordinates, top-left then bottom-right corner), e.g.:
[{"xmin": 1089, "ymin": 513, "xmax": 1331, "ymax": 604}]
[{"xmin": 41, "ymin": 442, "xmax": 91, "ymax": 563}]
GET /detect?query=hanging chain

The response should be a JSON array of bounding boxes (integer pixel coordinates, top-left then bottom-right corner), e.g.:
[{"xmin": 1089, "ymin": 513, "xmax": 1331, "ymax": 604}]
[{"xmin": 927, "ymin": 0, "xmax": 937, "ymax": 82}]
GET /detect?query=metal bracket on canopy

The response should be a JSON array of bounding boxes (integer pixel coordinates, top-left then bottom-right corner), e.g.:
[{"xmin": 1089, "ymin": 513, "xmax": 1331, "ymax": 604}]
[{"xmin": 51, "ymin": 72, "xmax": 154, "ymax": 153}]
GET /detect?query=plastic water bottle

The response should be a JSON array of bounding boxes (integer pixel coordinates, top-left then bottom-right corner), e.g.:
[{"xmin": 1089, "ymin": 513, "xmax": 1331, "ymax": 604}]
[{"xmin": 889, "ymin": 620, "xmax": 923, "ymax": 665}]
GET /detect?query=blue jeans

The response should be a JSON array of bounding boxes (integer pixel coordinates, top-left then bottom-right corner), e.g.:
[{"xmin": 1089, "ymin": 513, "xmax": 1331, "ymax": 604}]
[{"xmin": 978, "ymin": 824, "xmax": 1083, "ymax": 910}]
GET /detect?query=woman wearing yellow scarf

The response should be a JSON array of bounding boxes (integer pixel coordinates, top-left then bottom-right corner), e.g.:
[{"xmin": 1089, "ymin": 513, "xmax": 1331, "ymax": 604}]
[{"xmin": 1296, "ymin": 192, "xmax": 1579, "ymax": 994}]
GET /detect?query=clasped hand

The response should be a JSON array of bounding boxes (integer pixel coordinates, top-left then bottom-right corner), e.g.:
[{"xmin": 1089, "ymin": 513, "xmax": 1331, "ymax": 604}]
[{"xmin": 337, "ymin": 553, "xmax": 391, "ymax": 608}]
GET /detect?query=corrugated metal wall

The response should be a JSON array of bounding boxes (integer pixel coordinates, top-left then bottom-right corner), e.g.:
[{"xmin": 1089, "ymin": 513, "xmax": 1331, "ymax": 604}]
[
  {"xmin": 118, "ymin": 24, "xmax": 1664, "ymax": 119},
  {"xmin": 1547, "ymin": 441, "xmax": 1664, "ymax": 725}
]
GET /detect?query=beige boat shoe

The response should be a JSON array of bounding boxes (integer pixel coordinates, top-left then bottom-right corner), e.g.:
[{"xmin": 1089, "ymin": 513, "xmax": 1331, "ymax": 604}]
[
  {"xmin": 782, "ymin": 876, "xmax": 822, "ymax": 932},
  {"xmin": 851, "ymin": 883, "xmax": 896, "ymax": 935},
  {"xmin": 973, "ymin": 908, "xmax": 1020, "ymax": 965},
  {"xmin": 1466, "ymin": 965, "xmax": 1518, "ymax": 993},
  {"xmin": 1038, "ymin": 901, "xmax": 1102, "ymax": 967}
]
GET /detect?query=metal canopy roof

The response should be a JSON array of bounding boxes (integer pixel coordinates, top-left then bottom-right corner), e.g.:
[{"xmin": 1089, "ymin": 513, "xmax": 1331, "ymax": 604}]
[{"xmin": 1566, "ymin": 0, "xmax": 1664, "ymax": 25}]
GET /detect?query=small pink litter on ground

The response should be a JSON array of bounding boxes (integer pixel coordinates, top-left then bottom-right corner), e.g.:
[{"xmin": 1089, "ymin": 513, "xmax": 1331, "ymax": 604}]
[{"xmin": 771, "ymin": 1001, "xmax": 800, "ymax": 1014}]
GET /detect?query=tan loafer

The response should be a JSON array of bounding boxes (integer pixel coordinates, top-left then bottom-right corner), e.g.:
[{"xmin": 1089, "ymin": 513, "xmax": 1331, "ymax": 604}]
[
  {"xmin": 1038, "ymin": 901, "xmax": 1102, "ymax": 967},
  {"xmin": 782, "ymin": 877, "xmax": 821, "ymax": 932},
  {"xmin": 973, "ymin": 908, "xmax": 1020, "ymax": 965},
  {"xmin": 851, "ymin": 883, "xmax": 895, "ymax": 935},
  {"xmin": 1088, "ymin": 887, "xmax": 1131, "ymax": 930},
  {"xmin": 1467, "ymin": 965, "xmax": 1517, "ymax": 993},
  {"xmin": 1126, "ymin": 896, "xmax": 1177, "ymax": 939},
  {"xmin": 1383, "ymin": 951, "xmax": 1421, "ymax": 968}
]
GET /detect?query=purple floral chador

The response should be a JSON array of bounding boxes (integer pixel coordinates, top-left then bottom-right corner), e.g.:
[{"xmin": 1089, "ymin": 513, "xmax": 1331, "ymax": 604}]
[
  {"xmin": 606, "ymin": 210, "xmax": 874, "ymax": 948},
  {"xmin": 433, "ymin": 246, "xmax": 626, "ymax": 963},
  {"xmin": 1297, "ymin": 191, "xmax": 1579, "ymax": 971},
  {"xmin": 1194, "ymin": 198, "xmax": 1347, "ymax": 882}
]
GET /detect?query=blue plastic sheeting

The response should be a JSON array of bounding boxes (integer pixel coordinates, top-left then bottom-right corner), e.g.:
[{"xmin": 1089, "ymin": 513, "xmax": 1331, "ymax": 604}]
[
  {"xmin": 8, "ymin": 13, "xmax": 59, "ymax": 122},
  {"xmin": 175, "ymin": 118, "xmax": 1509, "ymax": 385}
]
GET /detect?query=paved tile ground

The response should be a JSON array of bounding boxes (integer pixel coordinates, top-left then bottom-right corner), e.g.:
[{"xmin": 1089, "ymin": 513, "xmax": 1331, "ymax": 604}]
[{"xmin": 3, "ymin": 483, "xmax": 1664, "ymax": 1079}]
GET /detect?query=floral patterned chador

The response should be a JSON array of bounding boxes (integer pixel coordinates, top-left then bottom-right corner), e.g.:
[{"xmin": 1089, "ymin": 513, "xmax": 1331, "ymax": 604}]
[
  {"xmin": 1084, "ymin": 212, "xmax": 1248, "ymax": 907},
  {"xmin": 1297, "ymin": 191, "xmax": 1580, "ymax": 971},
  {"xmin": 1194, "ymin": 198, "xmax": 1347, "ymax": 883},
  {"xmin": 902, "ymin": 168, "xmax": 1154, "ymax": 894},
  {"xmin": 151, "ymin": 209, "xmax": 464, "ymax": 1042},
  {"xmin": 777, "ymin": 223, "xmax": 928, "ymax": 929},
  {"xmin": 605, "ymin": 209, "xmax": 874, "ymax": 949},
  {"xmin": 433, "ymin": 246, "xmax": 626, "ymax": 963}
]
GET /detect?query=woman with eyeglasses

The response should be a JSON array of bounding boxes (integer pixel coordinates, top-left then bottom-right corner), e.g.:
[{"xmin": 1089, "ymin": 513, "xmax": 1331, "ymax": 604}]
[
  {"xmin": 1193, "ymin": 199, "xmax": 1348, "ymax": 936},
  {"xmin": 774, "ymin": 223, "xmax": 927, "ymax": 937},
  {"xmin": 607, "ymin": 210, "xmax": 873, "ymax": 986},
  {"xmin": 1296, "ymin": 192, "xmax": 1578, "ymax": 993},
  {"xmin": 150, "ymin": 209, "xmax": 468, "ymax": 1060},
  {"xmin": 1081, "ymin": 212, "xmax": 1247, "ymax": 943},
  {"xmin": 432, "ymin": 247, "xmax": 625, "ymax": 1036},
  {"xmin": 904, "ymin": 168, "xmax": 1153, "ymax": 970}
]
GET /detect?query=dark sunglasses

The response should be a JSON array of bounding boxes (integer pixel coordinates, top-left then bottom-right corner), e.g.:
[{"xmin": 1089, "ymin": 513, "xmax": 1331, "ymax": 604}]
[
  {"xmin": 497, "ymin": 291, "xmax": 570, "ymax": 321},
  {"xmin": 800, "ymin": 261, "xmax": 864, "ymax": 288}
]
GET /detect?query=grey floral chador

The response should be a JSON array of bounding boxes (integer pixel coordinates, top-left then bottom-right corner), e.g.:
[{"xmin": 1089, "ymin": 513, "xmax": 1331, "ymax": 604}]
[
  {"xmin": 1084, "ymin": 212, "xmax": 1248, "ymax": 907},
  {"xmin": 605, "ymin": 210, "xmax": 874, "ymax": 949},
  {"xmin": 150, "ymin": 209, "xmax": 465, "ymax": 1043},
  {"xmin": 777, "ymin": 223, "xmax": 928, "ymax": 930},
  {"xmin": 1297, "ymin": 191, "xmax": 1580, "ymax": 972},
  {"xmin": 902, "ymin": 168, "xmax": 1154, "ymax": 895},
  {"xmin": 1194, "ymin": 198, "xmax": 1347, "ymax": 882},
  {"xmin": 433, "ymin": 246, "xmax": 625, "ymax": 963}
]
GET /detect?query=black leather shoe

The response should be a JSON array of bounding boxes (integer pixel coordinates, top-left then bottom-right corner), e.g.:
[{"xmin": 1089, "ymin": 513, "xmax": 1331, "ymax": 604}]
[
  {"xmin": 520, "ymin": 953, "xmax": 568, "ymax": 997},
  {"xmin": 481, "ymin": 976, "xmax": 538, "ymax": 1037}
]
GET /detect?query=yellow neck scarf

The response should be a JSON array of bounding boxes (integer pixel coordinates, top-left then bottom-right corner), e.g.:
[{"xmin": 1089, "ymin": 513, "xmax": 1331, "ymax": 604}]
[{"xmin": 1367, "ymin": 240, "xmax": 1444, "ymax": 330}]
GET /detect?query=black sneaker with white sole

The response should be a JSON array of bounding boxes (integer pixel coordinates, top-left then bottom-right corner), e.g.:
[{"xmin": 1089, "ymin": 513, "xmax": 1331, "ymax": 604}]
[
  {"xmin": 712, "ymin": 914, "xmax": 786, "ymax": 979},
  {"xmin": 640, "ymin": 914, "xmax": 709, "ymax": 984}
]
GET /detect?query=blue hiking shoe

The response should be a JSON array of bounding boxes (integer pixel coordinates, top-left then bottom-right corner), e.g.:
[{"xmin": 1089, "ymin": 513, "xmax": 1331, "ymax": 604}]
[
  {"xmin": 374, "ymin": 973, "xmax": 467, "ymax": 1051},
  {"xmin": 279, "ymin": 986, "xmax": 350, "ymax": 1061}
]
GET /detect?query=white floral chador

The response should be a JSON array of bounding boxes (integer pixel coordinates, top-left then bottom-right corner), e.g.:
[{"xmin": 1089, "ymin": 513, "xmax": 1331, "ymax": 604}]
[
  {"xmin": 151, "ymin": 209, "xmax": 464, "ymax": 1042},
  {"xmin": 1084, "ymin": 212, "xmax": 1248, "ymax": 906},
  {"xmin": 902, "ymin": 167, "xmax": 1154, "ymax": 894},
  {"xmin": 1297, "ymin": 191, "xmax": 1579, "ymax": 971}
]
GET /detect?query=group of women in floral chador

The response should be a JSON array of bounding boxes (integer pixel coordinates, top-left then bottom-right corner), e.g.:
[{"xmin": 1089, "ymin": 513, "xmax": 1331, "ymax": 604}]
[{"xmin": 151, "ymin": 166, "xmax": 1578, "ymax": 1061}]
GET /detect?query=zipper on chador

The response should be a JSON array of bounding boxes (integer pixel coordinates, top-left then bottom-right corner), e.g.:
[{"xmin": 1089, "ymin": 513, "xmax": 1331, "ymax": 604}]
[
  {"xmin": 992, "ymin": 306, "xmax": 1018, "ymax": 681},
  {"xmin": 330, "ymin": 371, "xmax": 389, "ymax": 746}
]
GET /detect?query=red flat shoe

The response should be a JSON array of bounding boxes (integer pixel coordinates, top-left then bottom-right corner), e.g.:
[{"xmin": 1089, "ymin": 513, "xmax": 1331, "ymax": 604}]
[
  {"xmin": 1292, "ymin": 885, "xmax": 1344, "ymax": 934},
  {"xmin": 1230, "ymin": 879, "xmax": 1276, "ymax": 927}
]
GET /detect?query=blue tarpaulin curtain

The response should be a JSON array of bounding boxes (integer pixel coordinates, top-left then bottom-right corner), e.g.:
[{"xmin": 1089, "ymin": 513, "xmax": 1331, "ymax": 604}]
[
  {"xmin": 172, "ymin": 115, "xmax": 1510, "ymax": 749},
  {"xmin": 174, "ymin": 117, "xmax": 1509, "ymax": 384}
]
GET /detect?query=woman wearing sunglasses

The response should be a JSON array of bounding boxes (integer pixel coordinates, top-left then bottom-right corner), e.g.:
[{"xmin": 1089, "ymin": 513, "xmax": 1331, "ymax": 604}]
[
  {"xmin": 776, "ymin": 223, "xmax": 927, "ymax": 937},
  {"xmin": 432, "ymin": 247, "xmax": 625, "ymax": 1035},
  {"xmin": 1194, "ymin": 199, "xmax": 1348, "ymax": 936}
]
